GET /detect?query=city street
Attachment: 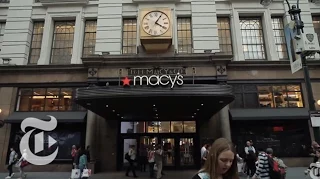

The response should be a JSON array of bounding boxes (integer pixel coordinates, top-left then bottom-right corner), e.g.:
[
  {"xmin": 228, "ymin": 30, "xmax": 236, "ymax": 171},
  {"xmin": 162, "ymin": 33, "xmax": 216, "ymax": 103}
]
[{"xmin": 0, "ymin": 167, "xmax": 311, "ymax": 179}]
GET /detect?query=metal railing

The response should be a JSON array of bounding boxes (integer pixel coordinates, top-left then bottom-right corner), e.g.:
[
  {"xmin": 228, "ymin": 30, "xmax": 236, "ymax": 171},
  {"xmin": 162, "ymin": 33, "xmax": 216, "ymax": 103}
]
[{"xmin": 0, "ymin": 0, "xmax": 10, "ymax": 3}]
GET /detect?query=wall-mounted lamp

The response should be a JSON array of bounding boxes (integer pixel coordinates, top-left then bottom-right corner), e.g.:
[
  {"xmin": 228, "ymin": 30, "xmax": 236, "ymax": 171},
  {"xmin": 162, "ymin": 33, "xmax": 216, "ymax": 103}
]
[{"xmin": 317, "ymin": 100, "xmax": 320, "ymax": 106}]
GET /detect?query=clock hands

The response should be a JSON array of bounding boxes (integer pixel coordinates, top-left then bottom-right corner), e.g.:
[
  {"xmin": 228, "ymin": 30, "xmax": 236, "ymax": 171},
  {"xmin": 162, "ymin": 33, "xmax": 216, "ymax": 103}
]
[{"xmin": 154, "ymin": 14, "xmax": 166, "ymax": 29}]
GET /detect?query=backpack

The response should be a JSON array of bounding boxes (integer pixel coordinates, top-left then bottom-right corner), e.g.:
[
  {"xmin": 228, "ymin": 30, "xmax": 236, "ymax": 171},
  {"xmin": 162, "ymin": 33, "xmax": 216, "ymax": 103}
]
[
  {"xmin": 267, "ymin": 155, "xmax": 286, "ymax": 179},
  {"xmin": 125, "ymin": 152, "xmax": 130, "ymax": 161}
]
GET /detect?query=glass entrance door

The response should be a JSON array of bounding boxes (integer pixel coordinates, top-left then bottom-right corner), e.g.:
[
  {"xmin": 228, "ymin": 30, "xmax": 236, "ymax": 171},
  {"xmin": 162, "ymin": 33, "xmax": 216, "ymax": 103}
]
[
  {"xmin": 160, "ymin": 138, "xmax": 175, "ymax": 166},
  {"xmin": 179, "ymin": 138, "xmax": 194, "ymax": 166}
]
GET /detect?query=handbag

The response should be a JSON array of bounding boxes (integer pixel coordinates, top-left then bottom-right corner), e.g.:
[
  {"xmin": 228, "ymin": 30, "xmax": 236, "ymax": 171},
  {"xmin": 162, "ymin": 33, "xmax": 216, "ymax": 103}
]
[
  {"xmin": 20, "ymin": 160, "xmax": 29, "ymax": 168},
  {"xmin": 71, "ymin": 168, "xmax": 81, "ymax": 179},
  {"xmin": 81, "ymin": 168, "xmax": 92, "ymax": 178},
  {"xmin": 153, "ymin": 164, "xmax": 158, "ymax": 171}
]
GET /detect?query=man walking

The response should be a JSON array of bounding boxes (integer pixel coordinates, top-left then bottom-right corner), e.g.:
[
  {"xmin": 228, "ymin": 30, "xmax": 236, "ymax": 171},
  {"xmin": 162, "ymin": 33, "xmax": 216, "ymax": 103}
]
[
  {"xmin": 5, "ymin": 147, "xmax": 17, "ymax": 179},
  {"xmin": 252, "ymin": 148, "xmax": 270, "ymax": 179}
]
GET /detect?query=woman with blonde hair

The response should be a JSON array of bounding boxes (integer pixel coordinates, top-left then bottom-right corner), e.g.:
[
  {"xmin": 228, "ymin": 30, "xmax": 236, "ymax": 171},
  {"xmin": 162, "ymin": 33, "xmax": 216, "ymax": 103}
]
[{"xmin": 192, "ymin": 138, "xmax": 239, "ymax": 179}]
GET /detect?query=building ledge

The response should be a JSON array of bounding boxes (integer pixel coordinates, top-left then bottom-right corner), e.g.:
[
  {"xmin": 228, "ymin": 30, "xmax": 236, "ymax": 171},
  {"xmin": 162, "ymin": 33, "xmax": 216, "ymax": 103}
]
[
  {"xmin": 37, "ymin": 0, "xmax": 89, "ymax": 5},
  {"xmin": 228, "ymin": 60, "xmax": 320, "ymax": 68},
  {"xmin": 0, "ymin": 64, "xmax": 87, "ymax": 73},
  {"xmin": 81, "ymin": 53, "xmax": 233, "ymax": 67}
]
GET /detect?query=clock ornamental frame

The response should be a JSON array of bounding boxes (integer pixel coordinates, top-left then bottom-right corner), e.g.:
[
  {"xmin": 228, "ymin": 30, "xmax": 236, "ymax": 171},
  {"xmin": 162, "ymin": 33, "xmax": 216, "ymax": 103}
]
[{"xmin": 141, "ymin": 10, "xmax": 171, "ymax": 36}]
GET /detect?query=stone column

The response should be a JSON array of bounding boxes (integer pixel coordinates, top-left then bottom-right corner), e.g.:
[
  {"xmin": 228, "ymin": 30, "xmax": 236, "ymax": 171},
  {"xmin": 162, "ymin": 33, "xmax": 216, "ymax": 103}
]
[
  {"xmin": 71, "ymin": 12, "xmax": 85, "ymax": 64},
  {"xmin": 85, "ymin": 110, "xmax": 97, "ymax": 161},
  {"xmin": 220, "ymin": 105, "xmax": 231, "ymax": 141},
  {"xmin": 37, "ymin": 14, "xmax": 53, "ymax": 65}
]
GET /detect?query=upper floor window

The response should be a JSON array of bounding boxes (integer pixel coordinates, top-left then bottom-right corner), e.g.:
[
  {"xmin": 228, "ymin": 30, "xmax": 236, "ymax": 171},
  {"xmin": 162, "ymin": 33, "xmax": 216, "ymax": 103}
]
[
  {"xmin": 29, "ymin": 22, "xmax": 44, "ymax": 64},
  {"xmin": 82, "ymin": 20, "xmax": 97, "ymax": 57},
  {"xmin": 217, "ymin": 17, "xmax": 232, "ymax": 55},
  {"xmin": 0, "ymin": 22, "xmax": 6, "ymax": 52},
  {"xmin": 239, "ymin": 17, "xmax": 266, "ymax": 60},
  {"xmin": 122, "ymin": 19, "xmax": 137, "ymax": 54},
  {"xmin": 313, "ymin": 16, "xmax": 320, "ymax": 46},
  {"xmin": 230, "ymin": 84, "xmax": 303, "ymax": 108},
  {"xmin": 16, "ymin": 87, "xmax": 85, "ymax": 112},
  {"xmin": 51, "ymin": 21, "xmax": 75, "ymax": 64},
  {"xmin": 177, "ymin": 17, "xmax": 192, "ymax": 53},
  {"xmin": 0, "ymin": 0, "xmax": 10, "ymax": 3},
  {"xmin": 272, "ymin": 17, "xmax": 288, "ymax": 60}
]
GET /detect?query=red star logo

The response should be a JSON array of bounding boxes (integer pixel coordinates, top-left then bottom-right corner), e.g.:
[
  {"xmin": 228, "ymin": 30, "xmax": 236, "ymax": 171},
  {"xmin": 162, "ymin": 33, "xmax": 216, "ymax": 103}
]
[{"xmin": 122, "ymin": 77, "xmax": 131, "ymax": 86}]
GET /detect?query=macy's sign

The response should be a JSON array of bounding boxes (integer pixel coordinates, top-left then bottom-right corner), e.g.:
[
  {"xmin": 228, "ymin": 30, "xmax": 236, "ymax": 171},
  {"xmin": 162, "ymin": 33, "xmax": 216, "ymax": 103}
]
[{"xmin": 122, "ymin": 73, "xmax": 184, "ymax": 89}]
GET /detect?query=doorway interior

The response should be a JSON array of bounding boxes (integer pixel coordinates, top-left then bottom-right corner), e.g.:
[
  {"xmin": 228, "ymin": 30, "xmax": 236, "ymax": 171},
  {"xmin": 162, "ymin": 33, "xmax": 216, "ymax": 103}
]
[{"xmin": 118, "ymin": 120, "xmax": 199, "ymax": 170}]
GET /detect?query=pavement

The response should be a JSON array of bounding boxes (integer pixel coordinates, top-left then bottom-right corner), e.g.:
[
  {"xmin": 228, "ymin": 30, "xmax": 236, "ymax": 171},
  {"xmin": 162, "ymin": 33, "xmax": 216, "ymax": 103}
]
[{"xmin": 0, "ymin": 167, "xmax": 311, "ymax": 179}]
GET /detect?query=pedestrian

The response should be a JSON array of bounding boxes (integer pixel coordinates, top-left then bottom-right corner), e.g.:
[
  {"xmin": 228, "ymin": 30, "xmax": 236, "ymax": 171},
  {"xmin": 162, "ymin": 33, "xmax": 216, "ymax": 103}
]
[
  {"xmin": 85, "ymin": 146, "xmax": 90, "ymax": 163},
  {"xmin": 252, "ymin": 148, "xmax": 270, "ymax": 179},
  {"xmin": 71, "ymin": 145, "xmax": 77, "ymax": 169},
  {"xmin": 192, "ymin": 138, "xmax": 239, "ymax": 179},
  {"xmin": 125, "ymin": 145, "xmax": 138, "ymax": 178},
  {"xmin": 5, "ymin": 147, "xmax": 18, "ymax": 179},
  {"xmin": 154, "ymin": 144, "xmax": 163, "ymax": 179},
  {"xmin": 17, "ymin": 149, "xmax": 29, "ymax": 179},
  {"xmin": 244, "ymin": 140, "xmax": 256, "ymax": 178},
  {"xmin": 78, "ymin": 150, "xmax": 88, "ymax": 179},
  {"xmin": 147, "ymin": 145, "xmax": 155, "ymax": 178}
]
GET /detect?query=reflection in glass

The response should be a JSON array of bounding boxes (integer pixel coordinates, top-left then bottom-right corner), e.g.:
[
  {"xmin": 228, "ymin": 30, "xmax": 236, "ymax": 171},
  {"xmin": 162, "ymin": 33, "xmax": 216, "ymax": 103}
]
[
  {"xmin": 171, "ymin": 121, "xmax": 183, "ymax": 133},
  {"xmin": 121, "ymin": 122, "xmax": 134, "ymax": 133},
  {"xmin": 183, "ymin": 121, "xmax": 196, "ymax": 133},
  {"xmin": 180, "ymin": 138, "xmax": 194, "ymax": 166},
  {"xmin": 135, "ymin": 122, "xmax": 145, "ymax": 133},
  {"xmin": 159, "ymin": 121, "xmax": 170, "ymax": 133},
  {"xmin": 258, "ymin": 86, "xmax": 274, "ymax": 107},
  {"xmin": 287, "ymin": 92, "xmax": 303, "ymax": 107},
  {"xmin": 240, "ymin": 18, "xmax": 265, "ymax": 60}
]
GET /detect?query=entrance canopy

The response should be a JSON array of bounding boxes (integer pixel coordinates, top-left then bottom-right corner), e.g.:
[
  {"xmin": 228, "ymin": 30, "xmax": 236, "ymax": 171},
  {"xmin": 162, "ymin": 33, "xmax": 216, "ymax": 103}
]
[{"xmin": 75, "ymin": 84, "xmax": 234, "ymax": 121}]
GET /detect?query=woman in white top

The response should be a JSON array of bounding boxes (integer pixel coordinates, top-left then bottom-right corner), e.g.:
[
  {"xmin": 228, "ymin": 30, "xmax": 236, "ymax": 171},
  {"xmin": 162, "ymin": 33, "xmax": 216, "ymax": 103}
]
[{"xmin": 244, "ymin": 141, "xmax": 256, "ymax": 178}]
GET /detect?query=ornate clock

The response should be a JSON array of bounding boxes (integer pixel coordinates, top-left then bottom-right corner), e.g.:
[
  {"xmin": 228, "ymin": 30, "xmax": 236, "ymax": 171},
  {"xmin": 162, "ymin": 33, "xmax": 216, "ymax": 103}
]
[{"xmin": 142, "ymin": 11, "xmax": 170, "ymax": 36}]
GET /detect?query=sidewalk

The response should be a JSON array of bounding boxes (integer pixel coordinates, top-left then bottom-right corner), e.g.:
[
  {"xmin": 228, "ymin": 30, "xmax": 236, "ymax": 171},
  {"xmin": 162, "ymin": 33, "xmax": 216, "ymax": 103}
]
[{"xmin": 0, "ymin": 167, "xmax": 311, "ymax": 179}]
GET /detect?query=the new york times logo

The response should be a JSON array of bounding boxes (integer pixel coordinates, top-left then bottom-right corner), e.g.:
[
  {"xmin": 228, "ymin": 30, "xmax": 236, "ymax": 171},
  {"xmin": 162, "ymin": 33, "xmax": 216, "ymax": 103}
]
[
  {"xmin": 19, "ymin": 116, "xmax": 58, "ymax": 165},
  {"xmin": 309, "ymin": 162, "xmax": 320, "ymax": 179}
]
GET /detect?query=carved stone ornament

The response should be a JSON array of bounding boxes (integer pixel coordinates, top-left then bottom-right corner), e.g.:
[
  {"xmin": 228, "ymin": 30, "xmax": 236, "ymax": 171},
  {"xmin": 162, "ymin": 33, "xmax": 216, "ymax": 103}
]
[
  {"xmin": 88, "ymin": 68, "xmax": 98, "ymax": 77},
  {"xmin": 216, "ymin": 65, "xmax": 227, "ymax": 76}
]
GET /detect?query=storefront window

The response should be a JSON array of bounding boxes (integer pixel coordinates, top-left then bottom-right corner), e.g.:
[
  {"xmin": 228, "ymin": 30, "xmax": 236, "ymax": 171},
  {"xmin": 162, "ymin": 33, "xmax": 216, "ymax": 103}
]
[
  {"xmin": 183, "ymin": 121, "xmax": 196, "ymax": 133},
  {"xmin": 171, "ymin": 121, "xmax": 183, "ymax": 133},
  {"xmin": 231, "ymin": 120, "xmax": 311, "ymax": 157},
  {"xmin": 231, "ymin": 84, "xmax": 304, "ymax": 109},
  {"xmin": 147, "ymin": 121, "xmax": 159, "ymax": 133},
  {"xmin": 121, "ymin": 121, "xmax": 196, "ymax": 134},
  {"xmin": 159, "ymin": 121, "xmax": 170, "ymax": 133},
  {"xmin": 16, "ymin": 88, "xmax": 84, "ymax": 111},
  {"xmin": 7, "ymin": 124, "xmax": 85, "ymax": 161}
]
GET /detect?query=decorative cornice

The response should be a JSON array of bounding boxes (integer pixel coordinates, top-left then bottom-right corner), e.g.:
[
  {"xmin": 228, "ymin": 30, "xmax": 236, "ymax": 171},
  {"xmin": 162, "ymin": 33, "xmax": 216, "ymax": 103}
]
[
  {"xmin": 81, "ymin": 53, "xmax": 233, "ymax": 67},
  {"xmin": 228, "ymin": 60, "xmax": 320, "ymax": 68}
]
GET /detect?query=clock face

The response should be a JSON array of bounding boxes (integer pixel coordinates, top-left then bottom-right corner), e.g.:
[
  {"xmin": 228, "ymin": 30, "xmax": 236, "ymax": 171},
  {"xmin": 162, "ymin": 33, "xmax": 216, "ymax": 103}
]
[{"xmin": 142, "ymin": 11, "xmax": 170, "ymax": 36}]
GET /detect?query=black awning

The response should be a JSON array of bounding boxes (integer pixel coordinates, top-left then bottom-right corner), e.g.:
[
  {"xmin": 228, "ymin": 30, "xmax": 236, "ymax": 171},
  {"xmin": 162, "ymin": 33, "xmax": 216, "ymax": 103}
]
[
  {"xmin": 5, "ymin": 111, "xmax": 87, "ymax": 123},
  {"xmin": 229, "ymin": 108, "xmax": 309, "ymax": 121},
  {"xmin": 75, "ymin": 84, "xmax": 234, "ymax": 121}
]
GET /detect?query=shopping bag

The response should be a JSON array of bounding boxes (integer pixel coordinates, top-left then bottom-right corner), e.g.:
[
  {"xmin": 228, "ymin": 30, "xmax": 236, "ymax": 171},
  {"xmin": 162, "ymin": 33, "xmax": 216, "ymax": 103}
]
[
  {"xmin": 81, "ymin": 168, "xmax": 92, "ymax": 178},
  {"xmin": 154, "ymin": 164, "xmax": 158, "ymax": 171},
  {"xmin": 71, "ymin": 169, "xmax": 81, "ymax": 179}
]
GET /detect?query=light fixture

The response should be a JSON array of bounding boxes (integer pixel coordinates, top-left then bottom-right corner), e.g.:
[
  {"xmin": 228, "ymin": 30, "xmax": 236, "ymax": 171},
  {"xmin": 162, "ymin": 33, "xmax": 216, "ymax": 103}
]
[
  {"xmin": 317, "ymin": 100, "xmax": 320, "ymax": 106},
  {"xmin": 197, "ymin": 109, "xmax": 200, "ymax": 111},
  {"xmin": 106, "ymin": 105, "xmax": 108, "ymax": 108},
  {"xmin": 0, "ymin": 109, "xmax": 2, "ymax": 114},
  {"xmin": 192, "ymin": 116, "xmax": 194, "ymax": 118},
  {"xmin": 194, "ymin": 113, "xmax": 197, "ymax": 115},
  {"xmin": 201, "ymin": 104, "xmax": 204, "ymax": 106},
  {"xmin": 153, "ymin": 104, "xmax": 156, "ymax": 107},
  {"xmin": 2, "ymin": 58, "xmax": 12, "ymax": 65},
  {"xmin": 260, "ymin": 0, "xmax": 273, "ymax": 7},
  {"xmin": 117, "ymin": 114, "xmax": 120, "ymax": 116},
  {"xmin": 112, "ymin": 110, "xmax": 115, "ymax": 112}
]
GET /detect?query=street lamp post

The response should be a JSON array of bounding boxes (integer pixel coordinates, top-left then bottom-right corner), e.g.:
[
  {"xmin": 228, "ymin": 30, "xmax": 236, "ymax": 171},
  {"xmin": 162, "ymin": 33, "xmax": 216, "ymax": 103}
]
[{"xmin": 261, "ymin": 0, "xmax": 320, "ymax": 142}]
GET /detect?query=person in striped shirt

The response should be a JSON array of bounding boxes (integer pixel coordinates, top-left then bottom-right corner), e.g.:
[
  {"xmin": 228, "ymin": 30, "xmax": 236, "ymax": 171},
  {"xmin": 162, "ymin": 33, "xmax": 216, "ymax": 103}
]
[{"xmin": 252, "ymin": 148, "xmax": 270, "ymax": 179}]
